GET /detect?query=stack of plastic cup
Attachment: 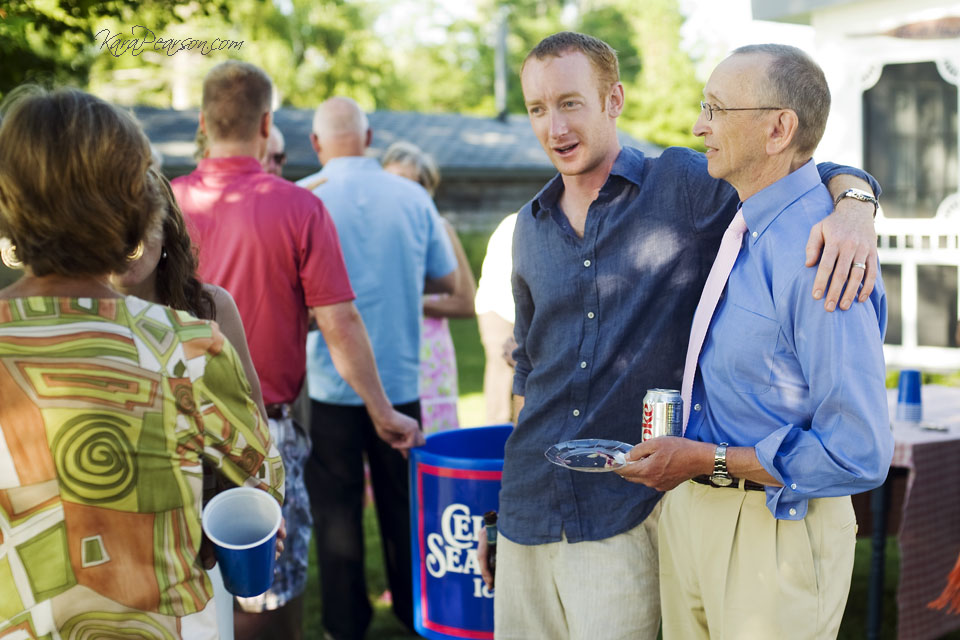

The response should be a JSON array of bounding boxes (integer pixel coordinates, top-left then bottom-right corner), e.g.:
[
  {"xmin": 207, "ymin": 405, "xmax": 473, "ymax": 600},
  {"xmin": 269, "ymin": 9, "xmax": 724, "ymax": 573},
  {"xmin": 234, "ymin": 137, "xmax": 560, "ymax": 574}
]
[{"xmin": 896, "ymin": 369, "xmax": 922, "ymax": 423}]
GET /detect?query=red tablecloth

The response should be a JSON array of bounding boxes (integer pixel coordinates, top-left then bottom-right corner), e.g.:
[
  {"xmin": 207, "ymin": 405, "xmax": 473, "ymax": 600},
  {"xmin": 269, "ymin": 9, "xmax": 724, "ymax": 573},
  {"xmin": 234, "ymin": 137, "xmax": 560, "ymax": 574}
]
[{"xmin": 887, "ymin": 385, "xmax": 960, "ymax": 640}]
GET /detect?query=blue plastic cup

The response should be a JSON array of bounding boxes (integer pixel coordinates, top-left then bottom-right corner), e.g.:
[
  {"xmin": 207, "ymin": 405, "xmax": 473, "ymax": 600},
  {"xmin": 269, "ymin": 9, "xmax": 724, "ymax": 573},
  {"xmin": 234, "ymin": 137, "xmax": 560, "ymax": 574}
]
[
  {"xmin": 201, "ymin": 487, "xmax": 282, "ymax": 597},
  {"xmin": 896, "ymin": 369, "xmax": 922, "ymax": 422}
]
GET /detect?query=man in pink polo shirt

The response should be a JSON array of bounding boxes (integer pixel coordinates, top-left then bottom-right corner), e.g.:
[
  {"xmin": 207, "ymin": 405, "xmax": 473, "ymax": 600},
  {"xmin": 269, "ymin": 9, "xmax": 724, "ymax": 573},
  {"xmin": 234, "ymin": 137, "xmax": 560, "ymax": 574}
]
[{"xmin": 172, "ymin": 60, "xmax": 423, "ymax": 640}]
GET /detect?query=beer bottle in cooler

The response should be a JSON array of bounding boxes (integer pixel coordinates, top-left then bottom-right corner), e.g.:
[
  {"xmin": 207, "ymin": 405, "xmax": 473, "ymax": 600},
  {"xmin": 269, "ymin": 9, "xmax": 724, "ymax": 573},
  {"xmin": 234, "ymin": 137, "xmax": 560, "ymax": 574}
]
[{"xmin": 483, "ymin": 510, "xmax": 498, "ymax": 577}]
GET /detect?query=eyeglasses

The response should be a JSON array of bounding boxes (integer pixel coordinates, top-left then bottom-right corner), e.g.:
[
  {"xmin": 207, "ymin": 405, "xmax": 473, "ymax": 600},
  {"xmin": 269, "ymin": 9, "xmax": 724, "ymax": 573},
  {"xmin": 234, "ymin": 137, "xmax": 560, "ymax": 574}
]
[
  {"xmin": 270, "ymin": 152, "xmax": 286, "ymax": 165},
  {"xmin": 699, "ymin": 101, "xmax": 783, "ymax": 121}
]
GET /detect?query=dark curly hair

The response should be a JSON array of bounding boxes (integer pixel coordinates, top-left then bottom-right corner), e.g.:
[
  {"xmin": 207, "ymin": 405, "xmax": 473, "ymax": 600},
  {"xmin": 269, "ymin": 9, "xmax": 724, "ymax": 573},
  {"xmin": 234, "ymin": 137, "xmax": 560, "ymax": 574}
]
[{"xmin": 152, "ymin": 169, "xmax": 216, "ymax": 321}]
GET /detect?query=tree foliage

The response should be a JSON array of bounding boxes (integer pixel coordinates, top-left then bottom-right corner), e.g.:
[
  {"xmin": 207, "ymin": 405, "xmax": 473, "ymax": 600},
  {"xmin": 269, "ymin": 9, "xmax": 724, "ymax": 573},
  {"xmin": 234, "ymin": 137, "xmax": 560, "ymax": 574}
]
[
  {"xmin": 600, "ymin": 0, "xmax": 704, "ymax": 149},
  {"xmin": 0, "ymin": 0, "xmax": 229, "ymax": 98},
  {"xmin": 3, "ymin": 0, "xmax": 705, "ymax": 149},
  {"xmin": 228, "ymin": 0, "xmax": 405, "ymax": 109},
  {"xmin": 382, "ymin": 0, "xmax": 704, "ymax": 148}
]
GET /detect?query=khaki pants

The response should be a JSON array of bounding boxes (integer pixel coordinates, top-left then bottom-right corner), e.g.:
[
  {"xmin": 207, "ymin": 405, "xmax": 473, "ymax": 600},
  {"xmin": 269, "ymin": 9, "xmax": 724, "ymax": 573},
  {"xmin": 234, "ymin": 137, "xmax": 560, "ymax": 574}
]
[
  {"xmin": 659, "ymin": 480, "xmax": 856, "ymax": 640},
  {"xmin": 494, "ymin": 502, "xmax": 661, "ymax": 640}
]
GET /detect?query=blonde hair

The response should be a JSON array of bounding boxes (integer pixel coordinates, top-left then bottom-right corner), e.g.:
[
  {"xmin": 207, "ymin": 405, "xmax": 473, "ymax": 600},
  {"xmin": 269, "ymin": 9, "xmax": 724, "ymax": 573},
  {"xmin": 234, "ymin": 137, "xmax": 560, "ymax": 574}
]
[
  {"xmin": 522, "ymin": 32, "xmax": 620, "ymax": 105},
  {"xmin": 202, "ymin": 61, "xmax": 273, "ymax": 142},
  {"xmin": 382, "ymin": 141, "xmax": 440, "ymax": 196},
  {"xmin": 0, "ymin": 86, "xmax": 163, "ymax": 276}
]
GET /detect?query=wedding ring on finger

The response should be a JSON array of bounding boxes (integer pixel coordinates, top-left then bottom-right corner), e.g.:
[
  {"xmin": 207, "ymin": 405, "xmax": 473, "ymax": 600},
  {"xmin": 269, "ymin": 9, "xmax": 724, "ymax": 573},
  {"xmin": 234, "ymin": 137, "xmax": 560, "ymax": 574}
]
[{"xmin": 852, "ymin": 261, "xmax": 867, "ymax": 271}]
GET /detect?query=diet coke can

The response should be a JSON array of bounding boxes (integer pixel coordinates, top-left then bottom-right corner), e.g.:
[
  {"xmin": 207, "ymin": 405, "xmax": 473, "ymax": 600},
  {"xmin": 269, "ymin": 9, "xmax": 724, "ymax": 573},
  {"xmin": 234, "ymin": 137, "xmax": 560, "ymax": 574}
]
[{"xmin": 641, "ymin": 389, "xmax": 682, "ymax": 442}]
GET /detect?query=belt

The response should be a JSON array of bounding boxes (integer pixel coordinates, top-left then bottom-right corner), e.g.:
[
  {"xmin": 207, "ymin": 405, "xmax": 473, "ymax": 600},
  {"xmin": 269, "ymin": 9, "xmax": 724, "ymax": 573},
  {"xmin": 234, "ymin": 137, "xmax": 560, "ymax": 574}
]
[
  {"xmin": 265, "ymin": 403, "xmax": 291, "ymax": 420},
  {"xmin": 691, "ymin": 475, "xmax": 766, "ymax": 492}
]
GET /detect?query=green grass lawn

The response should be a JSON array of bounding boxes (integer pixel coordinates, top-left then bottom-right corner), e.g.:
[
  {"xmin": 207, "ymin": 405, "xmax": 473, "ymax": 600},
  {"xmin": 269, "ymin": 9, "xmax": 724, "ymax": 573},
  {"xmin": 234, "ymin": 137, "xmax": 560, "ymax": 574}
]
[{"xmin": 303, "ymin": 506, "xmax": 418, "ymax": 639}]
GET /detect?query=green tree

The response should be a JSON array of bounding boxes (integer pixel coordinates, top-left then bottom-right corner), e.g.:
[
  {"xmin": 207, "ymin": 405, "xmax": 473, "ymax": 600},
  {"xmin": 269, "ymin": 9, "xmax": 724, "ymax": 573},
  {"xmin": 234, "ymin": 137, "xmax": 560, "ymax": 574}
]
[
  {"xmin": 379, "ymin": 0, "xmax": 704, "ymax": 149},
  {"xmin": 239, "ymin": 0, "xmax": 405, "ymax": 110},
  {"xmin": 0, "ymin": 0, "xmax": 229, "ymax": 98},
  {"xmin": 588, "ymin": 0, "xmax": 704, "ymax": 149},
  {"xmin": 380, "ymin": 0, "xmax": 567, "ymax": 116},
  {"xmin": 4, "ymin": 0, "xmax": 705, "ymax": 150},
  {"xmin": 84, "ymin": 0, "xmax": 405, "ymax": 112}
]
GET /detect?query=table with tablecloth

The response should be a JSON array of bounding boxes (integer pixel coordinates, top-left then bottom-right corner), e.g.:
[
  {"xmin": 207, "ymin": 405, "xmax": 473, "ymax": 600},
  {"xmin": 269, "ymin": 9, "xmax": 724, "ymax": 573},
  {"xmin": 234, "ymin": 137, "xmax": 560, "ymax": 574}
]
[{"xmin": 871, "ymin": 384, "xmax": 960, "ymax": 640}]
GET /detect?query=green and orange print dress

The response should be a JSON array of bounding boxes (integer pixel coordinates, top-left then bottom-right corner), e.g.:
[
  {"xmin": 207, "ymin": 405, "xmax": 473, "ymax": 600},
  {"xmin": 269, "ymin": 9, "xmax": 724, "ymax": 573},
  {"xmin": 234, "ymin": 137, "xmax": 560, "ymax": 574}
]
[{"xmin": 0, "ymin": 296, "xmax": 285, "ymax": 639}]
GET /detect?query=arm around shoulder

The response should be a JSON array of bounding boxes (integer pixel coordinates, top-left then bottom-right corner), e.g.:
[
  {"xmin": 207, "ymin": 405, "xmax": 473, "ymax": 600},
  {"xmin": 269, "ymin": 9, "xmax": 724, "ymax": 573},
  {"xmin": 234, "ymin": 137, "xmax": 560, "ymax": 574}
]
[{"xmin": 808, "ymin": 164, "xmax": 881, "ymax": 311}]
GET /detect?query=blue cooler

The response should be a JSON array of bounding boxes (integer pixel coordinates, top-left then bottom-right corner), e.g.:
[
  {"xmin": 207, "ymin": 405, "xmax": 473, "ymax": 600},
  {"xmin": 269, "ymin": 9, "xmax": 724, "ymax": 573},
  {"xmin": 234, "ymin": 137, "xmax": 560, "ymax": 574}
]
[{"xmin": 409, "ymin": 424, "xmax": 512, "ymax": 640}]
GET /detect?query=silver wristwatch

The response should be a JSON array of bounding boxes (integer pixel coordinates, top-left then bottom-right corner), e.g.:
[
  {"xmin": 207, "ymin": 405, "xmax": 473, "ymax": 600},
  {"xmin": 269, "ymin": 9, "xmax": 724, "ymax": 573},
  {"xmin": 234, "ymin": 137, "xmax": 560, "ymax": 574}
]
[
  {"xmin": 711, "ymin": 442, "xmax": 733, "ymax": 487},
  {"xmin": 834, "ymin": 188, "xmax": 879, "ymax": 217}
]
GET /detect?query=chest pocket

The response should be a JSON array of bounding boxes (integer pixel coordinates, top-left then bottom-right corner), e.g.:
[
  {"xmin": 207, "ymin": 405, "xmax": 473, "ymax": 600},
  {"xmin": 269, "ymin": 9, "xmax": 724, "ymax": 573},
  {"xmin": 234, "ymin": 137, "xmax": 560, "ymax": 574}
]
[{"xmin": 722, "ymin": 302, "xmax": 780, "ymax": 395}]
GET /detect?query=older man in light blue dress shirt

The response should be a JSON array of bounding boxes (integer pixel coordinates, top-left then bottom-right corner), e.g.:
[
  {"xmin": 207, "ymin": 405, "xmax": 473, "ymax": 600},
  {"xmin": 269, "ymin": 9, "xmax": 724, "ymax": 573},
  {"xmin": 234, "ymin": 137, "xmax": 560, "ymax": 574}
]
[{"xmin": 619, "ymin": 44, "xmax": 893, "ymax": 639}]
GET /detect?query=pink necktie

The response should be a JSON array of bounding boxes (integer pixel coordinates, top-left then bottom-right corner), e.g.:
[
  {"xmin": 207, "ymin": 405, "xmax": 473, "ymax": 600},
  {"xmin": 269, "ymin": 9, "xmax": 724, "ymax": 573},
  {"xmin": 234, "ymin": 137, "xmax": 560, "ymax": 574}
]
[{"xmin": 680, "ymin": 210, "xmax": 748, "ymax": 432}]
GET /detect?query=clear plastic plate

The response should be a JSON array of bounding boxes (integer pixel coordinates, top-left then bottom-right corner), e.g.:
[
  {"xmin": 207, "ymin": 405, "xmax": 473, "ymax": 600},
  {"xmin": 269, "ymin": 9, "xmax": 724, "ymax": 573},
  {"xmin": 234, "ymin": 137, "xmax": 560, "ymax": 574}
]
[{"xmin": 545, "ymin": 439, "xmax": 634, "ymax": 472}]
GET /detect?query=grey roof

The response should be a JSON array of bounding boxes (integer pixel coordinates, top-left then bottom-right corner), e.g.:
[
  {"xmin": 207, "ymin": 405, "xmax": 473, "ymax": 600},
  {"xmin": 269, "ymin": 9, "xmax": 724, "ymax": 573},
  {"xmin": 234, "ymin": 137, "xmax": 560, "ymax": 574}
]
[
  {"xmin": 135, "ymin": 107, "xmax": 658, "ymax": 179},
  {"xmin": 751, "ymin": 0, "xmax": 856, "ymax": 23}
]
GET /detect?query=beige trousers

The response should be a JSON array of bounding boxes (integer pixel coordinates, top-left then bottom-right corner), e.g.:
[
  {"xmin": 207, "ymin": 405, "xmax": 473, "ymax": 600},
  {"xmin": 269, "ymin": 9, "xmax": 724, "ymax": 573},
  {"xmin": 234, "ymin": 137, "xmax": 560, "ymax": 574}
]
[
  {"xmin": 494, "ymin": 502, "xmax": 661, "ymax": 640},
  {"xmin": 659, "ymin": 480, "xmax": 857, "ymax": 640}
]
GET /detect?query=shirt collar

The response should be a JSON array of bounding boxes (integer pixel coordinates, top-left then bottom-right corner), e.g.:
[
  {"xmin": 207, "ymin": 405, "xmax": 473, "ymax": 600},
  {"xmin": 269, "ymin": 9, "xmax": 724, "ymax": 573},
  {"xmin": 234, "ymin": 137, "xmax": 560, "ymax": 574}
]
[
  {"xmin": 740, "ymin": 158, "xmax": 821, "ymax": 241},
  {"xmin": 318, "ymin": 155, "xmax": 382, "ymax": 177},
  {"xmin": 197, "ymin": 156, "xmax": 264, "ymax": 174},
  {"xmin": 529, "ymin": 174, "xmax": 564, "ymax": 218},
  {"xmin": 529, "ymin": 147, "xmax": 646, "ymax": 218},
  {"xmin": 608, "ymin": 146, "xmax": 645, "ymax": 187}
]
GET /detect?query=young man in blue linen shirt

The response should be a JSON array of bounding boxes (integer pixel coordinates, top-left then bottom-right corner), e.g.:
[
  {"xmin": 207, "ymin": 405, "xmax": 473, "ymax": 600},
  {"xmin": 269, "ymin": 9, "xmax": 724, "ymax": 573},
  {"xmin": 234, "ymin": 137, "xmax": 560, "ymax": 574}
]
[
  {"xmin": 478, "ymin": 32, "xmax": 884, "ymax": 640},
  {"xmin": 619, "ymin": 45, "xmax": 894, "ymax": 638}
]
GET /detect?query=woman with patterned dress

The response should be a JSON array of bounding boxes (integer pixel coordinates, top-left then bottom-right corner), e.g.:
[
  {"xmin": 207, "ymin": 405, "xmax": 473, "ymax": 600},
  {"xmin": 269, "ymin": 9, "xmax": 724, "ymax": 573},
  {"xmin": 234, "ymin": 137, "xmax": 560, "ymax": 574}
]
[
  {"xmin": 0, "ymin": 87, "xmax": 284, "ymax": 640},
  {"xmin": 111, "ymin": 169, "xmax": 267, "ymax": 423},
  {"xmin": 382, "ymin": 142, "xmax": 476, "ymax": 435},
  {"xmin": 110, "ymin": 168, "xmax": 309, "ymax": 640}
]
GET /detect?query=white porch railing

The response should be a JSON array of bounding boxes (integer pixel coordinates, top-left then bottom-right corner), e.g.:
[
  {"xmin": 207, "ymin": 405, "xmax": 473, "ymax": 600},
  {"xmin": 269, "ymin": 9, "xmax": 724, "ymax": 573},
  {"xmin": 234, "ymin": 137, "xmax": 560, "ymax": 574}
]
[{"xmin": 876, "ymin": 199, "xmax": 960, "ymax": 372}]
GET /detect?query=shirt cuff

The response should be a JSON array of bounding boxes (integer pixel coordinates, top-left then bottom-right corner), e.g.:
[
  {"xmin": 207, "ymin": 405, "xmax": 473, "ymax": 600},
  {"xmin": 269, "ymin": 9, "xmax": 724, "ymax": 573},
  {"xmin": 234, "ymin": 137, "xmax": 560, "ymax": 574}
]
[
  {"xmin": 512, "ymin": 372, "xmax": 527, "ymax": 397},
  {"xmin": 755, "ymin": 425, "xmax": 808, "ymax": 520},
  {"xmin": 764, "ymin": 487, "xmax": 808, "ymax": 520},
  {"xmin": 754, "ymin": 425, "xmax": 790, "ymax": 486}
]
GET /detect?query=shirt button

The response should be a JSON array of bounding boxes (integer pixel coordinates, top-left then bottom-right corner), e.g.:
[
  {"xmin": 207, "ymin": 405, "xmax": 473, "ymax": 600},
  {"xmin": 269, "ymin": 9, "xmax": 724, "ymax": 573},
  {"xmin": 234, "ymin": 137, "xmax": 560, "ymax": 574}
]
[
  {"xmin": 587, "ymin": 312, "xmax": 595, "ymax": 319},
  {"xmin": 572, "ymin": 409, "xmax": 580, "ymax": 417},
  {"xmin": 580, "ymin": 361, "xmax": 587, "ymax": 369},
  {"xmin": 583, "ymin": 259, "xmax": 591, "ymax": 267},
  {"xmin": 752, "ymin": 231, "xmax": 758, "ymax": 238},
  {"xmin": 789, "ymin": 508, "xmax": 797, "ymax": 516},
  {"xmin": 694, "ymin": 403, "xmax": 701, "ymax": 411},
  {"xmin": 791, "ymin": 483, "xmax": 797, "ymax": 490}
]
